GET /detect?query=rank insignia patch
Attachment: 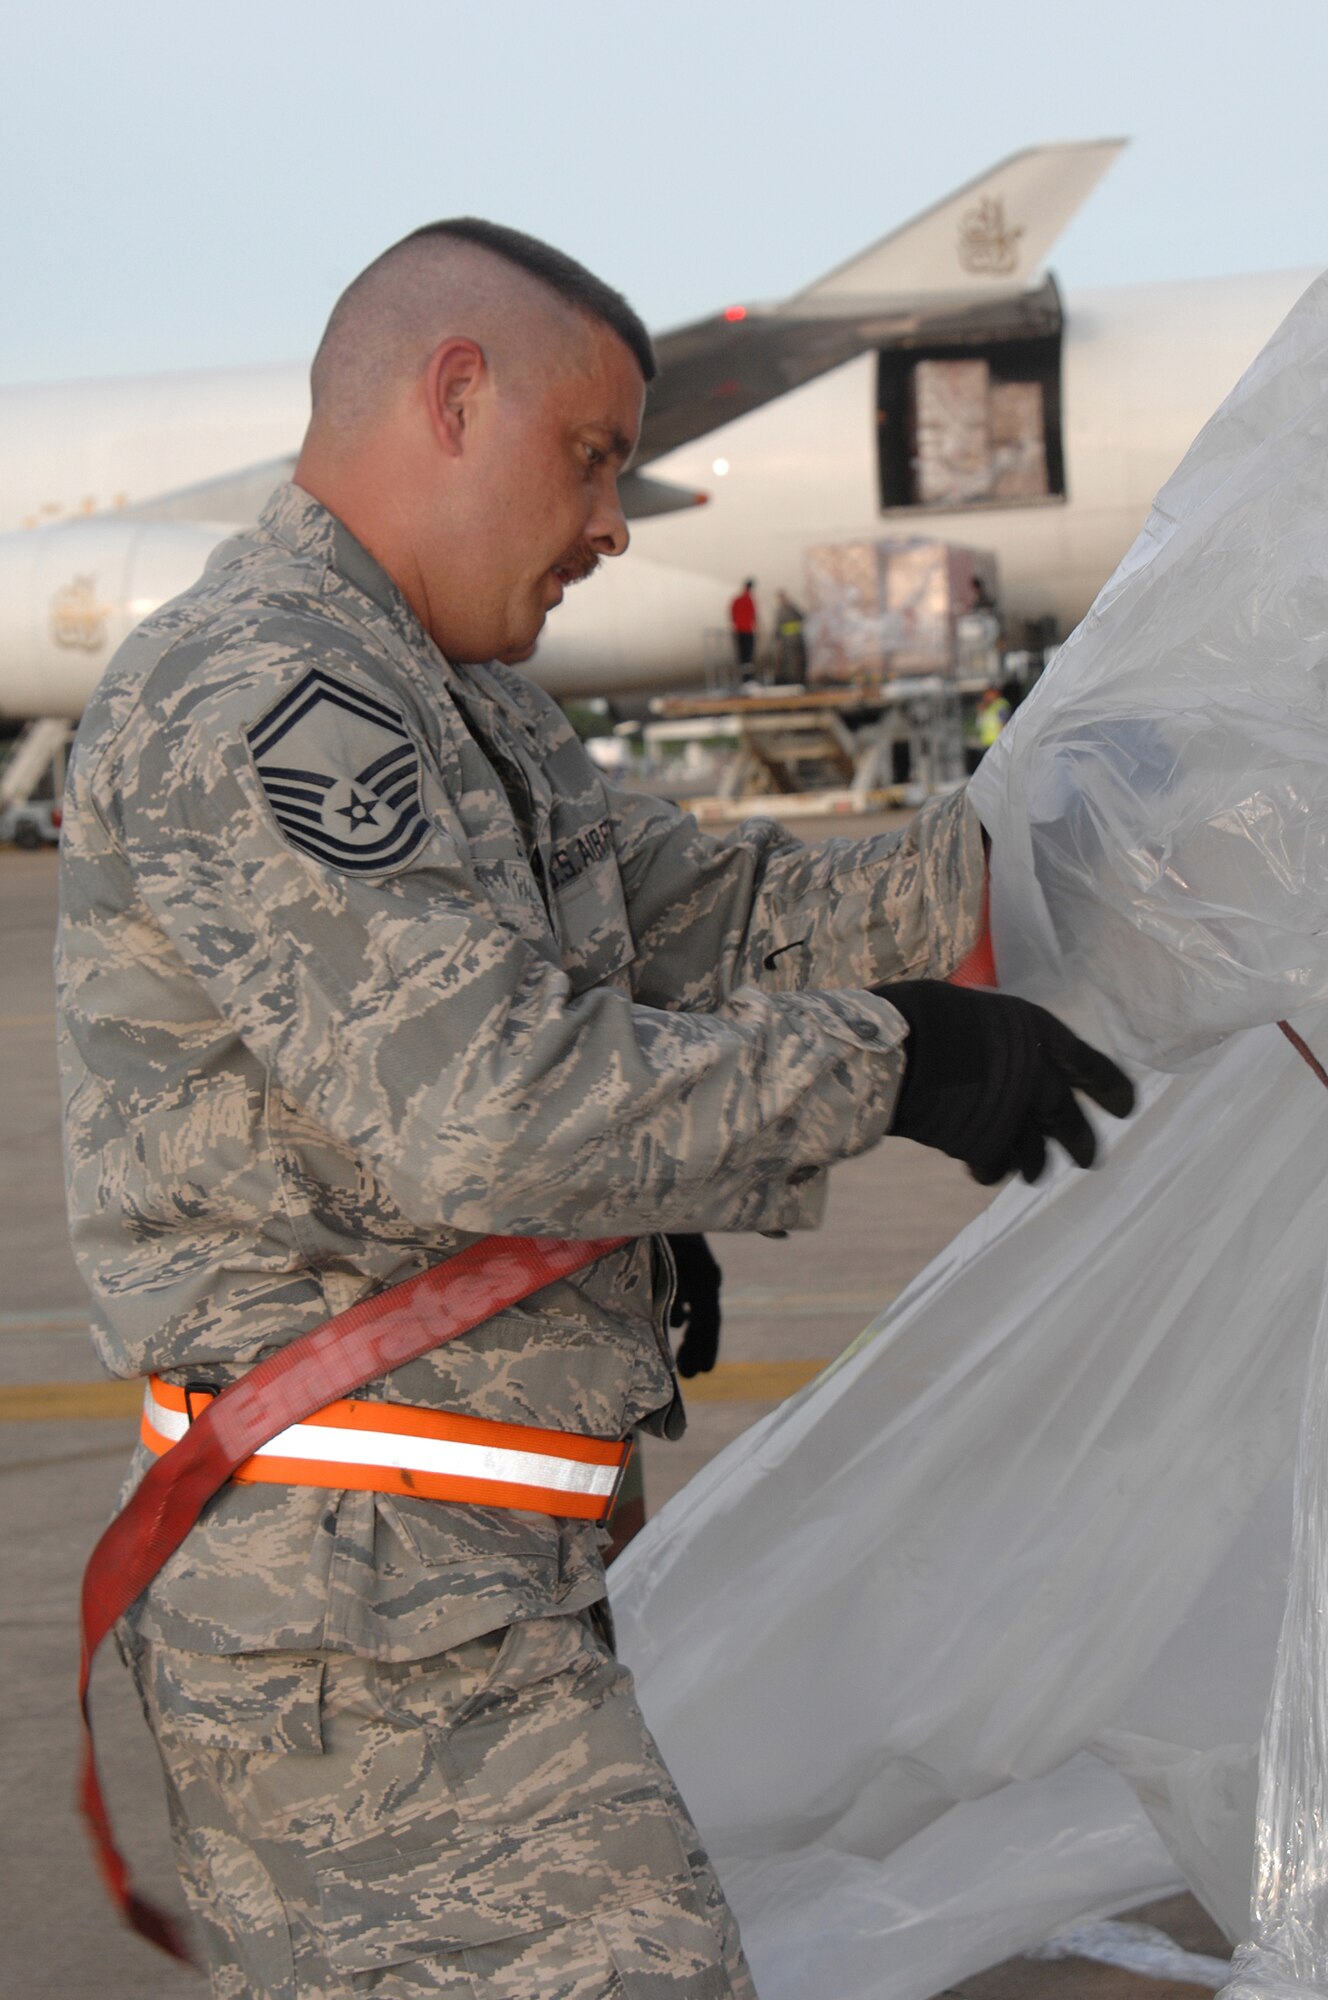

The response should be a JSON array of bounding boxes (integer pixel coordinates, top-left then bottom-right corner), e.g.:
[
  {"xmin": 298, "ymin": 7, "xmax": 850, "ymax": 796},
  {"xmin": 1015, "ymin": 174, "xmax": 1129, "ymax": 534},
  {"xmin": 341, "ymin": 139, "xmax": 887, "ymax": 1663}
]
[{"xmin": 246, "ymin": 668, "xmax": 431, "ymax": 874}]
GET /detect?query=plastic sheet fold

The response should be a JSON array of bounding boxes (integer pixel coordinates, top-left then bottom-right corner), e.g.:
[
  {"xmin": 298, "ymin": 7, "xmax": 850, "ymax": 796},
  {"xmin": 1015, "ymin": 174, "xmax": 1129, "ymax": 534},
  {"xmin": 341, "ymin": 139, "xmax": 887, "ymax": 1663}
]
[
  {"xmin": 615, "ymin": 1029, "xmax": 1322, "ymax": 1996},
  {"xmin": 969, "ymin": 271, "xmax": 1328, "ymax": 1071},
  {"xmin": 612, "ymin": 267, "xmax": 1328, "ymax": 1998}
]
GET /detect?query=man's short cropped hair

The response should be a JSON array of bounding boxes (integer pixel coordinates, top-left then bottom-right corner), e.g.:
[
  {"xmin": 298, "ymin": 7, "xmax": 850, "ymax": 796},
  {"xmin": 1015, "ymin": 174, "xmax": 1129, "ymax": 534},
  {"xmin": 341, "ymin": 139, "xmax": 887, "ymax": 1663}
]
[{"xmin": 404, "ymin": 218, "xmax": 657, "ymax": 383}]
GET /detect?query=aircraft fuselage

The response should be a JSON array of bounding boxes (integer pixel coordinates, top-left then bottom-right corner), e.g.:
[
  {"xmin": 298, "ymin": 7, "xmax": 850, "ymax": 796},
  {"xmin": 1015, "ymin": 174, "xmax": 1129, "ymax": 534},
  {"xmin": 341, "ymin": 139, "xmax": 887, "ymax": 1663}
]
[
  {"xmin": 631, "ymin": 267, "xmax": 1314, "ymax": 641},
  {"xmin": 0, "ymin": 266, "xmax": 1314, "ymax": 717}
]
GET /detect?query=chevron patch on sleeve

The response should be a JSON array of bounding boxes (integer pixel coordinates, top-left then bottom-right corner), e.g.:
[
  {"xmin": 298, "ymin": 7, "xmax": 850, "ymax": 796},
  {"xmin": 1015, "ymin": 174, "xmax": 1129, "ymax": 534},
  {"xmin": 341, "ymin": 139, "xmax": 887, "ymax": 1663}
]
[{"xmin": 245, "ymin": 668, "xmax": 432, "ymax": 875}]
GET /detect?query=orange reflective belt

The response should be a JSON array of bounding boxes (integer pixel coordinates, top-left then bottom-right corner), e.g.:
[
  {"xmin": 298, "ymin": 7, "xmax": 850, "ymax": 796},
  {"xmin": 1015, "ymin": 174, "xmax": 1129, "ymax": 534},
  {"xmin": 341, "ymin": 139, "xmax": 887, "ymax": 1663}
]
[
  {"xmin": 142, "ymin": 1377, "xmax": 632, "ymax": 1523},
  {"xmin": 80, "ymin": 1230, "xmax": 629, "ymax": 1964}
]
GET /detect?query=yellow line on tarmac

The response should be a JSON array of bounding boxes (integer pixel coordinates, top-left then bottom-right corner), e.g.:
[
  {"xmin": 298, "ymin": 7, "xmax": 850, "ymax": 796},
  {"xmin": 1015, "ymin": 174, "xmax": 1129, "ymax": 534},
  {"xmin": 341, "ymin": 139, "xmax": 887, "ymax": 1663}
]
[
  {"xmin": 0, "ymin": 1381, "xmax": 142, "ymax": 1421},
  {"xmin": 665, "ymin": 1358, "xmax": 830, "ymax": 1402},
  {"xmin": 0, "ymin": 1361, "xmax": 833, "ymax": 1423}
]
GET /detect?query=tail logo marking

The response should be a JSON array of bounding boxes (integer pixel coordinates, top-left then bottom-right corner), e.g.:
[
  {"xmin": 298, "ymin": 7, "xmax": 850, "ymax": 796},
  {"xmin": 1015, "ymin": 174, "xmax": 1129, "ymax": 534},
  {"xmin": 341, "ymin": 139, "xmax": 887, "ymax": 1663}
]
[
  {"xmin": 50, "ymin": 575, "xmax": 110, "ymax": 653},
  {"xmin": 957, "ymin": 196, "xmax": 1025, "ymax": 278}
]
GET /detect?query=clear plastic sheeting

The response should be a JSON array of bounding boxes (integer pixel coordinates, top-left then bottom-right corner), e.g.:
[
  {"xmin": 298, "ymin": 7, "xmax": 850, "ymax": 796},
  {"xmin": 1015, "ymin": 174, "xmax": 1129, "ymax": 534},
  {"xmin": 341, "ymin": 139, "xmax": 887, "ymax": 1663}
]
[
  {"xmin": 970, "ymin": 270, "xmax": 1328, "ymax": 1070},
  {"xmin": 612, "ymin": 267, "xmax": 1328, "ymax": 2000},
  {"xmin": 613, "ymin": 1026, "xmax": 1323, "ymax": 1998},
  {"xmin": 713, "ymin": 1757, "xmax": 1180, "ymax": 2000},
  {"xmin": 1029, "ymin": 1919, "xmax": 1230, "ymax": 1989},
  {"xmin": 1223, "ymin": 1273, "xmax": 1328, "ymax": 2000}
]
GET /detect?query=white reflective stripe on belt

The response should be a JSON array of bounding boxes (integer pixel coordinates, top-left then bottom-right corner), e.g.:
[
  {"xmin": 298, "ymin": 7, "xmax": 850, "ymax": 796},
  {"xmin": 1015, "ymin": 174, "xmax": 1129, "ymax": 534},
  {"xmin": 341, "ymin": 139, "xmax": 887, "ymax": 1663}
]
[{"xmin": 141, "ymin": 1387, "xmax": 619, "ymax": 1499}]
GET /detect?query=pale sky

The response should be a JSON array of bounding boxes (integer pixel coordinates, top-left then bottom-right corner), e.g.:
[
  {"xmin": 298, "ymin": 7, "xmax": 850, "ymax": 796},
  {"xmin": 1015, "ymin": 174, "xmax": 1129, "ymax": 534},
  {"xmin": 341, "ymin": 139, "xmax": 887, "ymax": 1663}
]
[{"xmin": 4, "ymin": 0, "xmax": 1325, "ymax": 385}]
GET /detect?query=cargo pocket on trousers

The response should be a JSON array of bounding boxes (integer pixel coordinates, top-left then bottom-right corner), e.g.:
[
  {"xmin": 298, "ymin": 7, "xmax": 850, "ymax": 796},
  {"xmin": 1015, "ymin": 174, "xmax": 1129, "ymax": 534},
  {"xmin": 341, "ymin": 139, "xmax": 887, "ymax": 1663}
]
[
  {"xmin": 128, "ymin": 1644, "xmax": 328, "ymax": 2000},
  {"xmin": 312, "ymin": 1787, "xmax": 730, "ymax": 1991},
  {"xmin": 139, "ymin": 1644, "xmax": 327, "ymax": 1757}
]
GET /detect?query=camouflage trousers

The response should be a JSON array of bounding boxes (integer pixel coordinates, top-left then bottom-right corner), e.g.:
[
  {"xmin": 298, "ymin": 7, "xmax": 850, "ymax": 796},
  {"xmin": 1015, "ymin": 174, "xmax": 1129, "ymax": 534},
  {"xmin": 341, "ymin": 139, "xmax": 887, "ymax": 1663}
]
[{"xmin": 125, "ymin": 1610, "xmax": 756, "ymax": 1999}]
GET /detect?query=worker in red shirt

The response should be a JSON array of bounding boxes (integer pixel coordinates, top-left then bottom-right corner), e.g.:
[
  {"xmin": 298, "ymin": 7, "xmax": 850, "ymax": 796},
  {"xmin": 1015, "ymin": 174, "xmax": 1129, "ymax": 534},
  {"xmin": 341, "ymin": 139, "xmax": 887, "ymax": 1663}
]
[{"xmin": 730, "ymin": 576, "xmax": 758, "ymax": 672}]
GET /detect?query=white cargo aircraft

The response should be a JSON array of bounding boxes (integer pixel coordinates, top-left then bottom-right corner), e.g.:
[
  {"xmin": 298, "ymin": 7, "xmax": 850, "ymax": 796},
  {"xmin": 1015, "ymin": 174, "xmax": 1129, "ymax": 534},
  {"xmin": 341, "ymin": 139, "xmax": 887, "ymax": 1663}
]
[{"xmin": 0, "ymin": 138, "xmax": 1314, "ymax": 732}]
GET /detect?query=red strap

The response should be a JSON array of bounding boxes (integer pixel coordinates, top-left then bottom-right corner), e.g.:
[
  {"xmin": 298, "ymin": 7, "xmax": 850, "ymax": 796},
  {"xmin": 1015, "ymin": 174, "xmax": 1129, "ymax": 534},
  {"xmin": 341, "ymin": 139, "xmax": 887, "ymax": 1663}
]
[
  {"xmin": 79, "ymin": 1231, "xmax": 628, "ymax": 1962},
  {"xmin": 1279, "ymin": 1019, "xmax": 1328, "ymax": 1091},
  {"xmin": 949, "ymin": 879, "xmax": 996, "ymax": 990}
]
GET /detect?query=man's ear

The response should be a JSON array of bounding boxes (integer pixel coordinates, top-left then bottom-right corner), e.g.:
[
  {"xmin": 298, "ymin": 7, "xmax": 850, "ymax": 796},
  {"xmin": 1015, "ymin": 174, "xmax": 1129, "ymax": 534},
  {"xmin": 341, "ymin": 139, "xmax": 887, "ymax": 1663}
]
[{"xmin": 425, "ymin": 338, "xmax": 486, "ymax": 457}]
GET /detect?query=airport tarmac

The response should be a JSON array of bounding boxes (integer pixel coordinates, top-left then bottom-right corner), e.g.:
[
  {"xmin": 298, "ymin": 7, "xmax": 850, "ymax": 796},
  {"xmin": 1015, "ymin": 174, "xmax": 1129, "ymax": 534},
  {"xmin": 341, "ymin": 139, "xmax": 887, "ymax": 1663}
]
[{"xmin": 0, "ymin": 821, "xmax": 1230, "ymax": 1997}]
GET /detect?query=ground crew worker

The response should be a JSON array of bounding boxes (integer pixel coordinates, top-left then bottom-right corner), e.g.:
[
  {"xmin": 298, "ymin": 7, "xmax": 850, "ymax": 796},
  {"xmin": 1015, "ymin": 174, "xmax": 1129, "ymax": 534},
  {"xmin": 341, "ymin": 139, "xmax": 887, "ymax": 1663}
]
[
  {"xmin": 773, "ymin": 589, "xmax": 807, "ymax": 683},
  {"xmin": 729, "ymin": 578, "xmax": 758, "ymax": 673},
  {"xmin": 56, "ymin": 219, "xmax": 1132, "ymax": 1998}
]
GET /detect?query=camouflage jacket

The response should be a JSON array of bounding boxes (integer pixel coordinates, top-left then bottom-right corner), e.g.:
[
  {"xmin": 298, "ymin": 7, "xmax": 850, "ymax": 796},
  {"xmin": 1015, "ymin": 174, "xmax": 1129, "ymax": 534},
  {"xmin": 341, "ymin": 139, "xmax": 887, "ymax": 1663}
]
[{"xmin": 56, "ymin": 483, "xmax": 983, "ymax": 1659}]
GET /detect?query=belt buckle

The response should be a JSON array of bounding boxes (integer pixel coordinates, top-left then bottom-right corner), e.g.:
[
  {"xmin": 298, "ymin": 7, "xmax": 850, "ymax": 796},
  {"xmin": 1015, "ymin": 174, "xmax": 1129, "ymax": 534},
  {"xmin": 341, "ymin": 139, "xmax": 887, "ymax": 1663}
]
[
  {"xmin": 604, "ymin": 1438, "xmax": 635, "ymax": 1523},
  {"xmin": 182, "ymin": 1380, "xmax": 220, "ymax": 1426}
]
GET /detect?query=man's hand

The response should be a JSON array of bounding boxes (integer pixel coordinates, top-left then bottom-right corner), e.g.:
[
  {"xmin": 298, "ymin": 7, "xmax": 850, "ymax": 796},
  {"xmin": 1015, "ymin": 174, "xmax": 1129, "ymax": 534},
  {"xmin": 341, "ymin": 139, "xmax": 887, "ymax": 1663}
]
[
  {"xmin": 667, "ymin": 1234, "xmax": 723, "ymax": 1377},
  {"xmin": 879, "ymin": 981, "xmax": 1134, "ymax": 1184}
]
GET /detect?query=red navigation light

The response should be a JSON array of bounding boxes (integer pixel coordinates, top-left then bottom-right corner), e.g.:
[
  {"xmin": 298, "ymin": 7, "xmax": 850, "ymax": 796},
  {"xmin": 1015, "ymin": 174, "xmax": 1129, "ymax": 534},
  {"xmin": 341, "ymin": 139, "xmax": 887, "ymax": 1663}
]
[{"xmin": 723, "ymin": 305, "xmax": 747, "ymax": 323}]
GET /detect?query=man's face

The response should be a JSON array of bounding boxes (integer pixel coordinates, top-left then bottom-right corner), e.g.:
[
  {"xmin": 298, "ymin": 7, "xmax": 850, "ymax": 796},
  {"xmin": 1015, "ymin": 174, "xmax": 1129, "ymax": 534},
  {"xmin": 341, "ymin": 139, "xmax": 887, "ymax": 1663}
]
[{"xmin": 446, "ymin": 319, "xmax": 644, "ymax": 666}]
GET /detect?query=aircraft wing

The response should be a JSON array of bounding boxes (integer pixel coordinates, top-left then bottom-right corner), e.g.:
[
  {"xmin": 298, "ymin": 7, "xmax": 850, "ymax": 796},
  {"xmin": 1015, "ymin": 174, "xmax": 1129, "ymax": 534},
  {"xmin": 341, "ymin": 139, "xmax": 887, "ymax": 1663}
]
[
  {"xmin": 636, "ymin": 139, "xmax": 1125, "ymax": 465},
  {"xmin": 118, "ymin": 143, "xmax": 1125, "ymax": 513}
]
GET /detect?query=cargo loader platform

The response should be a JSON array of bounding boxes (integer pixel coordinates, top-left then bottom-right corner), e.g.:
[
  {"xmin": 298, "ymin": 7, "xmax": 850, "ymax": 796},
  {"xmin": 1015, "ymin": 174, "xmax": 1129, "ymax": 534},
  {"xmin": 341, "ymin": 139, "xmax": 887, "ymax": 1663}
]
[{"xmin": 644, "ymin": 678, "xmax": 965, "ymax": 822}]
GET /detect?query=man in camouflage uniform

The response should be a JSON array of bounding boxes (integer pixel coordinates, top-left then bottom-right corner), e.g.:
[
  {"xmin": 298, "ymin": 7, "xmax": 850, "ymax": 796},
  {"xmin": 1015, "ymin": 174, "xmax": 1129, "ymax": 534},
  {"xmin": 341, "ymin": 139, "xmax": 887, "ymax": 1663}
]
[{"xmin": 57, "ymin": 221, "xmax": 1130, "ymax": 1997}]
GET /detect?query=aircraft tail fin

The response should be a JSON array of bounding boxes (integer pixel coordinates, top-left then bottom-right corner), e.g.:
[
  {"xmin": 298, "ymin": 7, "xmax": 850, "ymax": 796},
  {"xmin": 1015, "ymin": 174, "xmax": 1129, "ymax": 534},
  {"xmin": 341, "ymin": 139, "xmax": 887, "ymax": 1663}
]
[{"xmin": 783, "ymin": 139, "xmax": 1126, "ymax": 313}]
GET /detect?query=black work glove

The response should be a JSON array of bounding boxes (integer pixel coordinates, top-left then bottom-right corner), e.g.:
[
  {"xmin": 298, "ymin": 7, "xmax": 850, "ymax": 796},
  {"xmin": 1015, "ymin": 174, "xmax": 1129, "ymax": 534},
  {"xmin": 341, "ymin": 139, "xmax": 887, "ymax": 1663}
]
[
  {"xmin": 667, "ymin": 1233, "xmax": 723, "ymax": 1377},
  {"xmin": 880, "ymin": 981, "xmax": 1134, "ymax": 1185}
]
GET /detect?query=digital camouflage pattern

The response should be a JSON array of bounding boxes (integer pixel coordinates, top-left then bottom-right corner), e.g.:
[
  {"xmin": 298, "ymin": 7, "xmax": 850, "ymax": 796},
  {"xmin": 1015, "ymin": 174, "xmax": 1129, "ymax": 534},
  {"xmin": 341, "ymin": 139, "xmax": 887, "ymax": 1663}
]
[
  {"xmin": 125, "ymin": 1609, "xmax": 756, "ymax": 1997},
  {"xmin": 57, "ymin": 482, "xmax": 983, "ymax": 1661},
  {"xmin": 60, "ymin": 481, "xmax": 981, "ymax": 1992}
]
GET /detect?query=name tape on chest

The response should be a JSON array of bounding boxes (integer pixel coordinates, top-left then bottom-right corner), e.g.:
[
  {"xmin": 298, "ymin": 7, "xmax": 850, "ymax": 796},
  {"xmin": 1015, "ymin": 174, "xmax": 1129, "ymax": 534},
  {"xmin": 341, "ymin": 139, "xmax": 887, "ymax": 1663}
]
[
  {"xmin": 549, "ymin": 818, "xmax": 614, "ymax": 891},
  {"xmin": 246, "ymin": 668, "xmax": 431, "ymax": 874}
]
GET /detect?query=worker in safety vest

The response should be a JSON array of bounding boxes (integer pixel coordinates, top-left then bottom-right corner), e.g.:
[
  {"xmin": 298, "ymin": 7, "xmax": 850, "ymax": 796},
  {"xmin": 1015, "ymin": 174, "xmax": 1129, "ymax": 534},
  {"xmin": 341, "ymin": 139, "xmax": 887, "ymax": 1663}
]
[
  {"xmin": 57, "ymin": 219, "xmax": 1132, "ymax": 1998},
  {"xmin": 976, "ymin": 684, "xmax": 1012, "ymax": 751},
  {"xmin": 773, "ymin": 589, "xmax": 808, "ymax": 683}
]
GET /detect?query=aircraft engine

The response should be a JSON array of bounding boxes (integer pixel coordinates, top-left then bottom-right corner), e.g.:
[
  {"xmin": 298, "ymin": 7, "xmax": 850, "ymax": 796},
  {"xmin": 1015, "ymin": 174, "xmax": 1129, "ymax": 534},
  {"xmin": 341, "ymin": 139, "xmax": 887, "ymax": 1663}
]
[{"xmin": 0, "ymin": 518, "xmax": 229, "ymax": 721}]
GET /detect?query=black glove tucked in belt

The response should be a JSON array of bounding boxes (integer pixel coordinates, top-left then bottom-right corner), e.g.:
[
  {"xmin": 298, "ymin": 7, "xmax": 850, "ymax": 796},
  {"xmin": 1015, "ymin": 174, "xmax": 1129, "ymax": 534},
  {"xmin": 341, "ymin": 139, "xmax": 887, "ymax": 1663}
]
[
  {"xmin": 879, "ymin": 981, "xmax": 1135, "ymax": 1185},
  {"xmin": 667, "ymin": 1233, "xmax": 723, "ymax": 1377}
]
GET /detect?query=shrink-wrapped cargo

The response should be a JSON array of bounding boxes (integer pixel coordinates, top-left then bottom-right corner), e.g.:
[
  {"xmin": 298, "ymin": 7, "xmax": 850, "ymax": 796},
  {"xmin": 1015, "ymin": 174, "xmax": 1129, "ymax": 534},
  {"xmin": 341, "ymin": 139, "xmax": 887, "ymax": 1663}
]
[
  {"xmin": 804, "ymin": 537, "xmax": 997, "ymax": 682},
  {"xmin": 801, "ymin": 541, "xmax": 883, "ymax": 682},
  {"xmin": 989, "ymin": 379, "xmax": 1050, "ymax": 499},
  {"xmin": 909, "ymin": 358, "xmax": 991, "ymax": 505}
]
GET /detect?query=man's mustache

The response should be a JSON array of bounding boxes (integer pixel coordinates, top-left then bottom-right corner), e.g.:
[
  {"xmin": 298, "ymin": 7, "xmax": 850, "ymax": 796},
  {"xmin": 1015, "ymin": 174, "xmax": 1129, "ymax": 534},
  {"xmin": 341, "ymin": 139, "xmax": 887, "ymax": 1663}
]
[{"xmin": 554, "ymin": 541, "xmax": 601, "ymax": 586}]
